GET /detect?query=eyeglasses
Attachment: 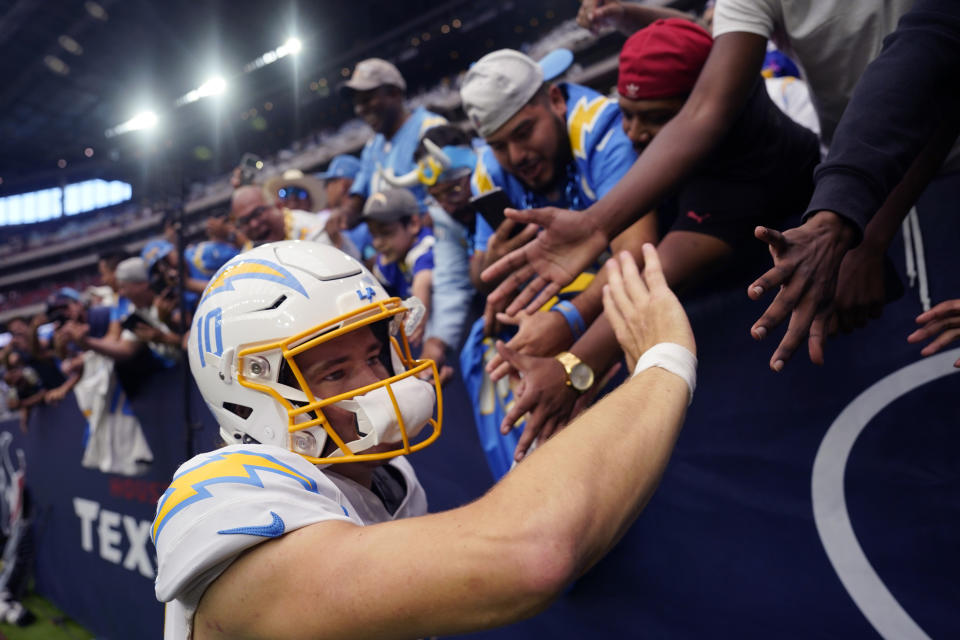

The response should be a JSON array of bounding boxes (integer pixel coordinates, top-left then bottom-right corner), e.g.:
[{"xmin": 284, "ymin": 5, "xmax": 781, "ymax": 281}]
[
  {"xmin": 427, "ymin": 176, "xmax": 469, "ymax": 204},
  {"xmin": 277, "ymin": 186, "xmax": 309, "ymax": 200},
  {"xmin": 234, "ymin": 205, "xmax": 272, "ymax": 229}
]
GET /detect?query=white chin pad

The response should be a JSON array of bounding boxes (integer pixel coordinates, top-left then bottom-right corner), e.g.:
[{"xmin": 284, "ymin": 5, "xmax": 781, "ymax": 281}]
[{"xmin": 333, "ymin": 376, "xmax": 435, "ymax": 455}]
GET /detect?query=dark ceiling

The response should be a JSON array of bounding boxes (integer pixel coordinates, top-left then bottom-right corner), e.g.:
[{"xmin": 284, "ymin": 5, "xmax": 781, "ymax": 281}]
[{"xmin": 0, "ymin": 0, "xmax": 580, "ymax": 195}]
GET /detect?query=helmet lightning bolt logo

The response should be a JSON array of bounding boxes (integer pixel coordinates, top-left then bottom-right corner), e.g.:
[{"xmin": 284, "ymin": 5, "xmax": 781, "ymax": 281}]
[
  {"xmin": 152, "ymin": 450, "xmax": 320, "ymax": 545},
  {"xmin": 203, "ymin": 259, "xmax": 309, "ymax": 299},
  {"xmin": 568, "ymin": 95, "xmax": 609, "ymax": 160}
]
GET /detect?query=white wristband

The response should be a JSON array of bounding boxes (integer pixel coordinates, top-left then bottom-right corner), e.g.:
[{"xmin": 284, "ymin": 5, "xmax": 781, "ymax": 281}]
[{"xmin": 631, "ymin": 343, "xmax": 697, "ymax": 405}]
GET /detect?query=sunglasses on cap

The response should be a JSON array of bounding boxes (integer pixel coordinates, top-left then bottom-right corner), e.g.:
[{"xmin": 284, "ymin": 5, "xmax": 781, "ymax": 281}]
[{"xmin": 277, "ymin": 186, "xmax": 310, "ymax": 200}]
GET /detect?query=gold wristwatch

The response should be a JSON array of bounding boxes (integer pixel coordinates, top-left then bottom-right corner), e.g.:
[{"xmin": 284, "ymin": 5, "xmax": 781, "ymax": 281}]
[{"xmin": 554, "ymin": 351, "xmax": 595, "ymax": 393}]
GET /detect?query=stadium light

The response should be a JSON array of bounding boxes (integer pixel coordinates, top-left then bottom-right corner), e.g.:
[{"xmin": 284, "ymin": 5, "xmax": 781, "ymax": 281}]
[
  {"xmin": 176, "ymin": 75, "xmax": 228, "ymax": 106},
  {"xmin": 203, "ymin": 76, "xmax": 227, "ymax": 95},
  {"xmin": 105, "ymin": 110, "xmax": 159, "ymax": 137},
  {"xmin": 243, "ymin": 37, "xmax": 303, "ymax": 72},
  {"xmin": 283, "ymin": 37, "xmax": 302, "ymax": 55}
]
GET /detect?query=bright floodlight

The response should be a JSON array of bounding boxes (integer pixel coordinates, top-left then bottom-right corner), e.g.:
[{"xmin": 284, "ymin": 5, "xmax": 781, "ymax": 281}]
[
  {"xmin": 284, "ymin": 37, "xmax": 302, "ymax": 55},
  {"xmin": 130, "ymin": 110, "xmax": 159, "ymax": 129},
  {"xmin": 176, "ymin": 76, "xmax": 228, "ymax": 105},
  {"xmin": 244, "ymin": 37, "xmax": 303, "ymax": 72},
  {"xmin": 199, "ymin": 76, "xmax": 227, "ymax": 97},
  {"xmin": 105, "ymin": 110, "xmax": 159, "ymax": 137}
]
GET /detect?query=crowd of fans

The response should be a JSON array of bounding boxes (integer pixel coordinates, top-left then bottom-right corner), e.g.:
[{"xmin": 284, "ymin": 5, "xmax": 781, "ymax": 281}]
[
  {"xmin": 2, "ymin": 0, "xmax": 959, "ymax": 478},
  {"xmin": 0, "ymin": 1, "xmax": 956, "ymax": 637}
]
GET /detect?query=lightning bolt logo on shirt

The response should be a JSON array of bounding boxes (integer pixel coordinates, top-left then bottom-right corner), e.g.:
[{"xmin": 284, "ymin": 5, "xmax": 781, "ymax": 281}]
[
  {"xmin": 191, "ymin": 243, "xmax": 213, "ymax": 276},
  {"xmin": 472, "ymin": 153, "xmax": 495, "ymax": 195},
  {"xmin": 152, "ymin": 450, "xmax": 320, "ymax": 545},
  {"xmin": 203, "ymin": 258, "xmax": 309, "ymax": 299},
  {"xmin": 568, "ymin": 95, "xmax": 609, "ymax": 160}
]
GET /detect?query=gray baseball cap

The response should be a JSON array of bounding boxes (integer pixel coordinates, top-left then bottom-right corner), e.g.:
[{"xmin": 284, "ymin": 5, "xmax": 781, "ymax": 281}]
[
  {"xmin": 362, "ymin": 188, "xmax": 419, "ymax": 223},
  {"xmin": 460, "ymin": 49, "xmax": 544, "ymax": 138},
  {"xmin": 340, "ymin": 58, "xmax": 407, "ymax": 96},
  {"xmin": 460, "ymin": 48, "xmax": 575, "ymax": 138}
]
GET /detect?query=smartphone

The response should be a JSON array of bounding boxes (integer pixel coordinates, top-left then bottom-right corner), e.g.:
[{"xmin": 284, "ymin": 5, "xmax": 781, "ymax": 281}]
[
  {"xmin": 239, "ymin": 153, "xmax": 263, "ymax": 185},
  {"xmin": 469, "ymin": 188, "xmax": 524, "ymax": 239},
  {"xmin": 121, "ymin": 312, "xmax": 150, "ymax": 333}
]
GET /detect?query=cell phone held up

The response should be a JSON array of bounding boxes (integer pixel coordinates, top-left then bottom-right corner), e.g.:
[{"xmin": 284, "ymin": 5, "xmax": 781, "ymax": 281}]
[
  {"xmin": 121, "ymin": 312, "xmax": 151, "ymax": 333},
  {"xmin": 469, "ymin": 188, "xmax": 524, "ymax": 239},
  {"xmin": 239, "ymin": 153, "xmax": 263, "ymax": 186}
]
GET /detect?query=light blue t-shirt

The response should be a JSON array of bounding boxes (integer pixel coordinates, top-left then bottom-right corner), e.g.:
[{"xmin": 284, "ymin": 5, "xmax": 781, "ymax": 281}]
[
  {"xmin": 183, "ymin": 241, "xmax": 240, "ymax": 310},
  {"xmin": 109, "ymin": 296, "xmax": 135, "ymax": 324},
  {"xmin": 349, "ymin": 106, "xmax": 447, "ymax": 265},
  {"xmin": 185, "ymin": 241, "xmax": 240, "ymax": 279},
  {"xmin": 350, "ymin": 106, "xmax": 448, "ymax": 211}
]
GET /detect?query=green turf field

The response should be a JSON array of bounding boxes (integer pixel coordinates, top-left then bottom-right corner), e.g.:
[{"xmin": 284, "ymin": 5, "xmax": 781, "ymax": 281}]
[{"xmin": 0, "ymin": 593, "xmax": 93, "ymax": 640}]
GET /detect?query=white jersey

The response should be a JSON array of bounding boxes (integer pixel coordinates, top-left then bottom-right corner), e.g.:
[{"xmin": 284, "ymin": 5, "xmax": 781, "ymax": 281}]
[
  {"xmin": 152, "ymin": 444, "xmax": 427, "ymax": 639},
  {"xmin": 73, "ymin": 350, "xmax": 153, "ymax": 476}
]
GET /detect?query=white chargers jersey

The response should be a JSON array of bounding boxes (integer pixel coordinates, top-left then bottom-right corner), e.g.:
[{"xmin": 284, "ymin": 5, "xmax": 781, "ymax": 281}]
[{"xmin": 152, "ymin": 444, "xmax": 426, "ymax": 639}]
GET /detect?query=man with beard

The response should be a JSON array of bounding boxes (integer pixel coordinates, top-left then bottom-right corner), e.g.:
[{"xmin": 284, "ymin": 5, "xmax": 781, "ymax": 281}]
[
  {"xmin": 461, "ymin": 49, "xmax": 653, "ymax": 286},
  {"xmin": 466, "ymin": 30, "xmax": 820, "ymax": 463},
  {"xmin": 457, "ymin": 49, "xmax": 655, "ymax": 465}
]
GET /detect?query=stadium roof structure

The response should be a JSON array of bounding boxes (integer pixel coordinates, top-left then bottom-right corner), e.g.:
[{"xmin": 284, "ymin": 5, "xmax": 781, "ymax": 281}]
[{"xmin": 0, "ymin": 0, "xmax": 576, "ymax": 194}]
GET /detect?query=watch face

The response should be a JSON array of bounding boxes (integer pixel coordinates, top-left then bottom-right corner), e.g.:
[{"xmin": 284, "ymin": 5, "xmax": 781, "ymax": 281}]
[{"xmin": 569, "ymin": 362, "xmax": 594, "ymax": 391}]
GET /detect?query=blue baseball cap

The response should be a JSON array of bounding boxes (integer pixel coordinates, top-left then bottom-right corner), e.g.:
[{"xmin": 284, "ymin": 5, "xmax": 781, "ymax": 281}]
[
  {"xmin": 539, "ymin": 48, "xmax": 574, "ymax": 82},
  {"xmin": 46, "ymin": 287, "xmax": 82, "ymax": 309},
  {"xmin": 53, "ymin": 287, "xmax": 82, "ymax": 302},
  {"xmin": 141, "ymin": 239, "xmax": 174, "ymax": 272},
  {"xmin": 316, "ymin": 155, "xmax": 362, "ymax": 181}
]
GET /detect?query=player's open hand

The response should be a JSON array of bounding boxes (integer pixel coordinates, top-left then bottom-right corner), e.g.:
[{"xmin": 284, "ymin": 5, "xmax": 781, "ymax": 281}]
[{"xmin": 603, "ymin": 245, "xmax": 694, "ymax": 371}]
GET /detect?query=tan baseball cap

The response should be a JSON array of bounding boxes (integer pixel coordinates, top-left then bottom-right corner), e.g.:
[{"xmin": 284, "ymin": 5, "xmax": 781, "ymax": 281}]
[{"xmin": 340, "ymin": 58, "xmax": 407, "ymax": 96}]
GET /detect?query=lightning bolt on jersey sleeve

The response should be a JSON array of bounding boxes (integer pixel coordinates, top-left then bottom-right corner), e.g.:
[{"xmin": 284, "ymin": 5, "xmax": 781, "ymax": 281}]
[{"xmin": 153, "ymin": 444, "xmax": 426, "ymax": 639}]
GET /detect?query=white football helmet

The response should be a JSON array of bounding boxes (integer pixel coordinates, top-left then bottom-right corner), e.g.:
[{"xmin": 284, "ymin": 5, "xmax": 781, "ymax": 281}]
[{"xmin": 187, "ymin": 240, "xmax": 442, "ymax": 465}]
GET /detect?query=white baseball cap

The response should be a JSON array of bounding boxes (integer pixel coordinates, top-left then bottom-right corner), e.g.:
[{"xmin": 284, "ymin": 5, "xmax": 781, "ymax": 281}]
[{"xmin": 115, "ymin": 257, "xmax": 149, "ymax": 283}]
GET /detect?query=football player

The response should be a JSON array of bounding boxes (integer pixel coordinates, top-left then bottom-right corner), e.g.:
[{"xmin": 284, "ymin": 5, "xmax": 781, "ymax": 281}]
[{"xmin": 152, "ymin": 240, "xmax": 696, "ymax": 640}]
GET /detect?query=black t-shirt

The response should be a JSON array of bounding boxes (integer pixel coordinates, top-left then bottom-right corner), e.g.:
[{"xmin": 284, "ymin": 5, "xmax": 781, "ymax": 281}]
[{"xmin": 664, "ymin": 77, "xmax": 820, "ymax": 253}]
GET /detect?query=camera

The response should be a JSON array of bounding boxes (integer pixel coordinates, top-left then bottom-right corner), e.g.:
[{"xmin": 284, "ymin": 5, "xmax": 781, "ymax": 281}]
[
  {"xmin": 45, "ymin": 303, "xmax": 71, "ymax": 327},
  {"xmin": 149, "ymin": 265, "xmax": 170, "ymax": 295},
  {"xmin": 239, "ymin": 153, "xmax": 264, "ymax": 186}
]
